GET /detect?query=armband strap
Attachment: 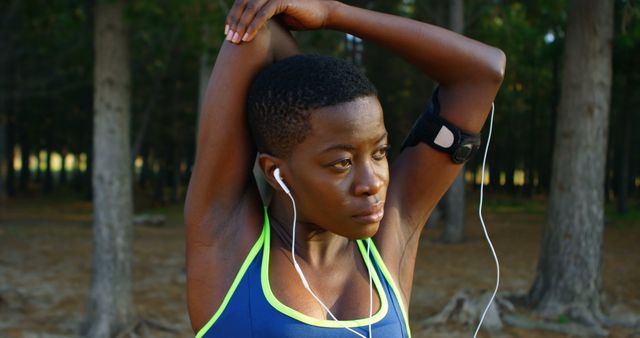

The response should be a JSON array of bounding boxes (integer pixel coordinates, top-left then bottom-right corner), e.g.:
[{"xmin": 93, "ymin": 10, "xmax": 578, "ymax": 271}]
[{"xmin": 401, "ymin": 88, "xmax": 482, "ymax": 164}]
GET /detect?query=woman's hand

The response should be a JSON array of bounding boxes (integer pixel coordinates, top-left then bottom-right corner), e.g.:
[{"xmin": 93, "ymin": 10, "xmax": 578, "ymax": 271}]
[{"xmin": 224, "ymin": 0, "xmax": 335, "ymax": 44}]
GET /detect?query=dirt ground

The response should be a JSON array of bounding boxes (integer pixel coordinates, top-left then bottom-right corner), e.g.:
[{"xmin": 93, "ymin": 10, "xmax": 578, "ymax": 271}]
[{"xmin": 0, "ymin": 196, "xmax": 638, "ymax": 338}]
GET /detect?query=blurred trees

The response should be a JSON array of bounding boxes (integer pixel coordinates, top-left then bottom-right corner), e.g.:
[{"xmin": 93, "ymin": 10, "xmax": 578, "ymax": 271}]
[{"xmin": 0, "ymin": 0, "xmax": 638, "ymax": 212}]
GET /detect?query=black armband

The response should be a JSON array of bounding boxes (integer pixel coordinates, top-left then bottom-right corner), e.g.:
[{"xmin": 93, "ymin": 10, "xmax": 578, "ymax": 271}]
[{"xmin": 401, "ymin": 88, "xmax": 482, "ymax": 164}]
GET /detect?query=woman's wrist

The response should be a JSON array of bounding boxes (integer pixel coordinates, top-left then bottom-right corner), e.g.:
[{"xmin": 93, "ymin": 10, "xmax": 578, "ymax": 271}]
[{"xmin": 323, "ymin": 1, "xmax": 348, "ymax": 31}]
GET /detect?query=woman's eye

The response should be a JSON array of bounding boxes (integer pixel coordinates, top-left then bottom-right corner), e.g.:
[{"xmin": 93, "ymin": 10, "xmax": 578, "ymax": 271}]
[
  {"xmin": 332, "ymin": 159, "xmax": 352, "ymax": 170},
  {"xmin": 373, "ymin": 146, "xmax": 389, "ymax": 160}
]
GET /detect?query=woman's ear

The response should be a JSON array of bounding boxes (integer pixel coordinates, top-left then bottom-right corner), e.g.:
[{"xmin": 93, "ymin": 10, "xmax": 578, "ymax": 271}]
[{"xmin": 257, "ymin": 153, "xmax": 286, "ymax": 192}]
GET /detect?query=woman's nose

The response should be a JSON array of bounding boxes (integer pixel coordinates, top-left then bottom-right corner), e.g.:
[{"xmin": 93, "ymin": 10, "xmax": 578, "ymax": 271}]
[{"xmin": 353, "ymin": 162, "xmax": 386, "ymax": 196}]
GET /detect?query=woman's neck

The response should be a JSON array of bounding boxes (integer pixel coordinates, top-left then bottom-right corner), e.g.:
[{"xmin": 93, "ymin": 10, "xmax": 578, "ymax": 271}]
[{"xmin": 268, "ymin": 194, "xmax": 354, "ymax": 268}]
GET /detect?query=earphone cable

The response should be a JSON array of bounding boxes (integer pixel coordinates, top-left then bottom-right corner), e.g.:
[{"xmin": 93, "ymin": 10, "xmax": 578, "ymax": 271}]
[
  {"xmin": 366, "ymin": 238, "xmax": 373, "ymax": 337},
  {"xmin": 473, "ymin": 103, "xmax": 500, "ymax": 338},
  {"xmin": 285, "ymin": 191, "xmax": 372, "ymax": 338}
]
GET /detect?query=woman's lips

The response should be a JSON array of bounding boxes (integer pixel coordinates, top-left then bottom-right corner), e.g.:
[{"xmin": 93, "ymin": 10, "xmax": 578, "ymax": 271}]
[{"xmin": 352, "ymin": 204, "xmax": 385, "ymax": 224}]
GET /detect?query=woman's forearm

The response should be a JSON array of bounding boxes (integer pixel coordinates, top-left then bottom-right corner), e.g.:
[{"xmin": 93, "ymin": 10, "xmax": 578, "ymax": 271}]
[
  {"xmin": 186, "ymin": 20, "xmax": 300, "ymax": 228},
  {"xmin": 323, "ymin": 2, "xmax": 505, "ymax": 133},
  {"xmin": 325, "ymin": 2, "xmax": 505, "ymax": 87},
  {"xmin": 186, "ymin": 27, "xmax": 273, "ymax": 228}
]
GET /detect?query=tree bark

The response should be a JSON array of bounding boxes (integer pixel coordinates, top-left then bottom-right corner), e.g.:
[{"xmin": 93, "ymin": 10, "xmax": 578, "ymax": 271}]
[
  {"xmin": 82, "ymin": 1, "xmax": 134, "ymax": 337},
  {"xmin": 440, "ymin": 0, "xmax": 466, "ymax": 243},
  {"xmin": 528, "ymin": 0, "xmax": 613, "ymax": 331}
]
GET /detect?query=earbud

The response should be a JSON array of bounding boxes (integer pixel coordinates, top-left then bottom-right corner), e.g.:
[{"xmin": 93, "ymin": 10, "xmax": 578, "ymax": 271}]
[{"xmin": 273, "ymin": 168, "xmax": 290, "ymax": 194}]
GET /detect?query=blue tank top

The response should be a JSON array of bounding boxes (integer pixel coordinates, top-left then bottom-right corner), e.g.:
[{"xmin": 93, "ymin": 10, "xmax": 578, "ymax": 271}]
[{"xmin": 196, "ymin": 209, "xmax": 412, "ymax": 338}]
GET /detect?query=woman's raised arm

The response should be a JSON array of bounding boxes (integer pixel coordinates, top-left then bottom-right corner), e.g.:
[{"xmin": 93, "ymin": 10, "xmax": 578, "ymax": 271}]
[
  {"xmin": 185, "ymin": 22, "xmax": 298, "ymax": 234},
  {"xmin": 184, "ymin": 22, "xmax": 299, "ymax": 331}
]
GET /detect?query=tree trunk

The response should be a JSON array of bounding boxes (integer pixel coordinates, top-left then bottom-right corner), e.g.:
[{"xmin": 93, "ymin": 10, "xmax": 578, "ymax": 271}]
[
  {"xmin": 5, "ymin": 116, "xmax": 15, "ymax": 197},
  {"xmin": 84, "ymin": 149, "xmax": 93, "ymax": 200},
  {"xmin": 616, "ymin": 107, "xmax": 630, "ymax": 213},
  {"xmin": 43, "ymin": 146, "xmax": 53, "ymax": 193},
  {"xmin": 19, "ymin": 131, "xmax": 29, "ymax": 192},
  {"xmin": 73, "ymin": 152, "xmax": 84, "ymax": 193},
  {"xmin": 0, "ymin": 112, "xmax": 6, "ymax": 200},
  {"xmin": 197, "ymin": 24, "xmax": 213, "ymax": 131},
  {"xmin": 449, "ymin": 0, "xmax": 463, "ymax": 33},
  {"xmin": 82, "ymin": 1, "xmax": 134, "ymax": 337},
  {"xmin": 505, "ymin": 152, "xmax": 515, "ymax": 193},
  {"xmin": 440, "ymin": 0, "xmax": 466, "ymax": 243},
  {"xmin": 0, "ymin": 2, "xmax": 13, "ymax": 202},
  {"xmin": 489, "ymin": 162, "xmax": 500, "ymax": 190},
  {"xmin": 441, "ymin": 172, "xmax": 465, "ymax": 242},
  {"xmin": 528, "ymin": 0, "xmax": 613, "ymax": 331},
  {"xmin": 60, "ymin": 149, "xmax": 68, "ymax": 186},
  {"xmin": 34, "ymin": 151, "xmax": 41, "ymax": 182},
  {"xmin": 138, "ymin": 147, "xmax": 149, "ymax": 189},
  {"xmin": 171, "ymin": 146, "xmax": 181, "ymax": 203},
  {"xmin": 154, "ymin": 158, "xmax": 166, "ymax": 205}
]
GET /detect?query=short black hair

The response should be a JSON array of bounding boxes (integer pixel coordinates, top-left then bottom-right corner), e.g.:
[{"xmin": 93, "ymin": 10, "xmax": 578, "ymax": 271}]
[{"xmin": 247, "ymin": 54, "xmax": 378, "ymax": 157}]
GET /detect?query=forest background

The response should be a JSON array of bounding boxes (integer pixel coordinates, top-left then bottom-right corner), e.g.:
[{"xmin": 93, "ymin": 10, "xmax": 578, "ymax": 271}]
[{"xmin": 0, "ymin": 0, "xmax": 639, "ymax": 337}]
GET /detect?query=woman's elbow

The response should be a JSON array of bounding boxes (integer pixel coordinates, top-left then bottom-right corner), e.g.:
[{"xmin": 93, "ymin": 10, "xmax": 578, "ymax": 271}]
[{"xmin": 488, "ymin": 47, "xmax": 506, "ymax": 86}]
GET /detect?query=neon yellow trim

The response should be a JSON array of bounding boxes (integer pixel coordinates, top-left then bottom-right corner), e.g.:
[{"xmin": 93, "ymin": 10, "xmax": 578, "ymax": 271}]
[
  {"xmin": 195, "ymin": 219, "xmax": 267, "ymax": 338},
  {"xmin": 261, "ymin": 214, "xmax": 389, "ymax": 327},
  {"xmin": 368, "ymin": 242, "xmax": 412, "ymax": 337}
]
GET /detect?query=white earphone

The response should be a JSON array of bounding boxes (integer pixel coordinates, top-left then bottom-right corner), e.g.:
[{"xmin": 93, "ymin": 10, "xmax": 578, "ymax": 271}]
[{"xmin": 273, "ymin": 168, "xmax": 289, "ymax": 194}]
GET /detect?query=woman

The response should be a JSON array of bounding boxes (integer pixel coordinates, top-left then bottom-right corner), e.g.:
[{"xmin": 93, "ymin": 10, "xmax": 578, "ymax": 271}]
[{"xmin": 185, "ymin": 1, "xmax": 505, "ymax": 337}]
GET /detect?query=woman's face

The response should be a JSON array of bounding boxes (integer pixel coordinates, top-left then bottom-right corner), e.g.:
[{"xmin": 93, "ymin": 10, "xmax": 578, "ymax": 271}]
[{"xmin": 284, "ymin": 96, "xmax": 389, "ymax": 239}]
